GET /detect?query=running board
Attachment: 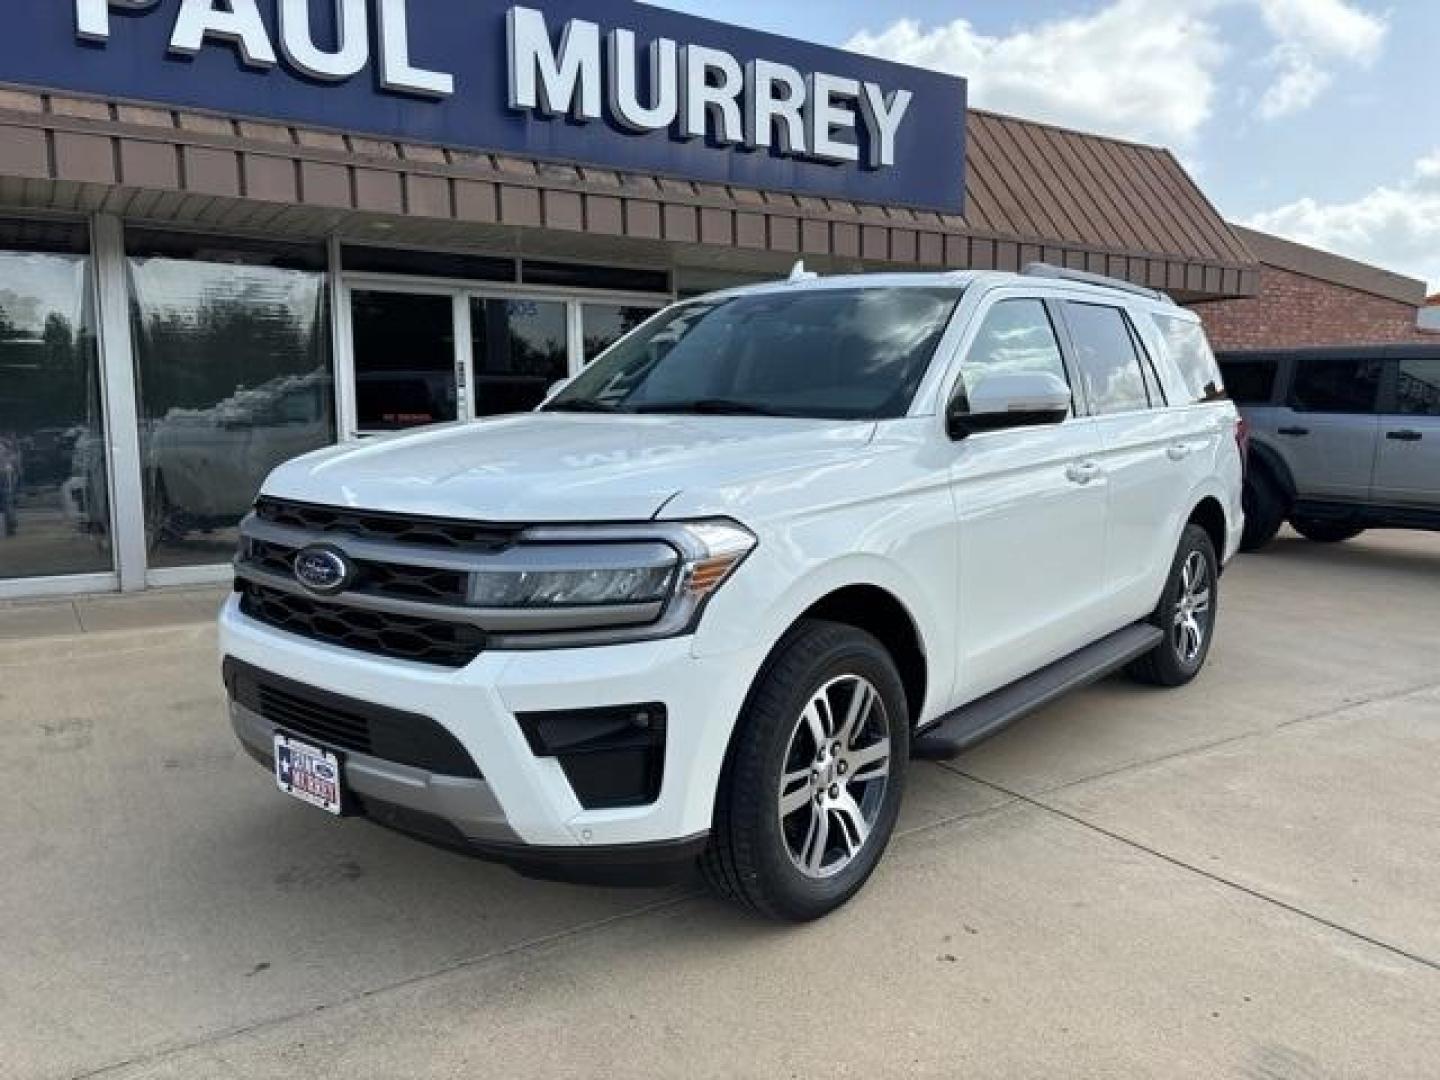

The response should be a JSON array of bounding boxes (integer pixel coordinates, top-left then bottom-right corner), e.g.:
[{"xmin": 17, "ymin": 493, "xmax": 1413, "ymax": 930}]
[{"xmin": 911, "ymin": 622, "xmax": 1164, "ymax": 761}]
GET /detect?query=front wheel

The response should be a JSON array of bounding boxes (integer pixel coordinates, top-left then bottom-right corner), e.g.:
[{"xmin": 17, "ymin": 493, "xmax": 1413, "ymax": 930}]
[
  {"xmin": 1128, "ymin": 524, "xmax": 1219, "ymax": 688},
  {"xmin": 700, "ymin": 620, "xmax": 909, "ymax": 921},
  {"xmin": 1291, "ymin": 518, "xmax": 1365, "ymax": 544}
]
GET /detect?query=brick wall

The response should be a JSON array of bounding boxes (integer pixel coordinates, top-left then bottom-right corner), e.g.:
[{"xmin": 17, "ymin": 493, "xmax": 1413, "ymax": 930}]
[{"xmin": 1189, "ymin": 263, "xmax": 1439, "ymax": 351}]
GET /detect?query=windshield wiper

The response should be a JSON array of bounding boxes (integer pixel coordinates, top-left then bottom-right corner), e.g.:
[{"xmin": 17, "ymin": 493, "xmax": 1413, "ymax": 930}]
[
  {"xmin": 543, "ymin": 399, "xmax": 620, "ymax": 414},
  {"xmin": 636, "ymin": 399, "xmax": 788, "ymax": 417}
]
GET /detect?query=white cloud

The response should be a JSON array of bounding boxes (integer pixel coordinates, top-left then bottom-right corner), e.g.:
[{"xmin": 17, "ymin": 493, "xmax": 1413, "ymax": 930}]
[
  {"xmin": 1254, "ymin": 0, "xmax": 1387, "ymax": 119},
  {"xmin": 1256, "ymin": 0, "xmax": 1387, "ymax": 63},
  {"xmin": 1258, "ymin": 44, "xmax": 1330, "ymax": 119},
  {"xmin": 1245, "ymin": 153, "xmax": 1440, "ymax": 290},
  {"xmin": 844, "ymin": 0, "xmax": 1389, "ymax": 139},
  {"xmin": 844, "ymin": 0, "xmax": 1222, "ymax": 145}
]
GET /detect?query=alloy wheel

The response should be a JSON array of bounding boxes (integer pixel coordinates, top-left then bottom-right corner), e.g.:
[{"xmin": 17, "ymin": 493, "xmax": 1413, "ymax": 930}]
[
  {"xmin": 777, "ymin": 674, "xmax": 892, "ymax": 879},
  {"xmin": 1172, "ymin": 550, "xmax": 1212, "ymax": 664}
]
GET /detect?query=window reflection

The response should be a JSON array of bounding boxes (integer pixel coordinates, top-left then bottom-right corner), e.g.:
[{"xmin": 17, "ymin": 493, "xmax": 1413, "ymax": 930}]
[
  {"xmin": 583, "ymin": 304, "xmax": 658, "ymax": 365},
  {"xmin": 472, "ymin": 298, "xmax": 568, "ymax": 415},
  {"xmin": 129, "ymin": 240, "xmax": 333, "ymax": 568},
  {"xmin": 958, "ymin": 299, "xmax": 1069, "ymax": 412},
  {"xmin": 0, "ymin": 223, "xmax": 112, "ymax": 582}
]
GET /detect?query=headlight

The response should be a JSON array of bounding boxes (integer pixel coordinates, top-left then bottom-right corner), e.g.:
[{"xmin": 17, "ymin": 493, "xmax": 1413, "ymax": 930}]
[{"xmin": 477, "ymin": 520, "xmax": 756, "ymax": 648}]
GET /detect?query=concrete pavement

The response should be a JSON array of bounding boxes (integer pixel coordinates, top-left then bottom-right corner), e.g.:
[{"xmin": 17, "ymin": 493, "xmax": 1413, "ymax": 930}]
[{"xmin": 1, "ymin": 531, "xmax": 1437, "ymax": 1078}]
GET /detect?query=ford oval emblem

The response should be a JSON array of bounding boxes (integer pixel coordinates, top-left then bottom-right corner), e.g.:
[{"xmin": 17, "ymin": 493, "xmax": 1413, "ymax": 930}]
[{"xmin": 293, "ymin": 546, "xmax": 353, "ymax": 596}]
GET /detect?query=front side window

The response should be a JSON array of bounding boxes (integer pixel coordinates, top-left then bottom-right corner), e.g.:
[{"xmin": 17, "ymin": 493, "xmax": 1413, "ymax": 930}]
[
  {"xmin": 1219, "ymin": 358, "xmax": 1279, "ymax": 405},
  {"xmin": 1154, "ymin": 314, "xmax": 1226, "ymax": 404},
  {"xmin": 1064, "ymin": 302, "xmax": 1150, "ymax": 415},
  {"xmin": 547, "ymin": 287, "xmax": 964, "ymax": 420},
  {"xmin": 1395, "ymin": 358, "xmax": 1440, "ymax": 416},
  {"xmin": 954, "ymin": 299, "xmax": 1070, "ymax": 414},
  {"xmin": 1290, "ymin": 358, "xmax": 1383, "ymax": 415}
]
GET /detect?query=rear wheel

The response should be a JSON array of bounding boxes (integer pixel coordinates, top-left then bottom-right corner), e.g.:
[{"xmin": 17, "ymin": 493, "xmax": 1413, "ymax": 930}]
[
  {"xmin": 1128, "ymin": 525, "xmax": 1219, "ymax": 688},
  {"xmin": 1240, "ymin": 469, "xmax": 1286, "ymax": 552},
  {"xmin": 1291, "ymin": 518, "xmax": 1365, "ymax": 544},
  {"xmin": 700, "ymin": 620, "xmax": 908, "ymax": 921}
]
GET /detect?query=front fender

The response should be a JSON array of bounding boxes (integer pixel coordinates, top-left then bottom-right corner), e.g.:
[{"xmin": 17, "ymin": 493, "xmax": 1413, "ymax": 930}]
[{"xmin": 691, "ymin": 543, "xmax": 955, "ymax": 727}]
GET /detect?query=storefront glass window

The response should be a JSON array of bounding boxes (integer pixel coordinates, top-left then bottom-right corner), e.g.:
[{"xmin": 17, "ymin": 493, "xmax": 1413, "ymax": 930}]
[
  {"xmin": 0, "ymin": 220, "xmax": 111, "ymax": 582},
  {"xmin": 582, "ymin": 304, "xmax": 659, "ymax": 365},
  {"xmin": 128, "ymin": 235, "xmax": 333, "ymax": 568},
  {"xmin": 471, "ymin": 298, "xmax": 568, "ymax": 415}
]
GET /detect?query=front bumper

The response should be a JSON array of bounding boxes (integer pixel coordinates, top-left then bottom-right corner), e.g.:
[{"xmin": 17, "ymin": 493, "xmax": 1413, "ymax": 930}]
[{"xmin": 218, "ymin": 595, "xmax": 766, "ymax": 869}]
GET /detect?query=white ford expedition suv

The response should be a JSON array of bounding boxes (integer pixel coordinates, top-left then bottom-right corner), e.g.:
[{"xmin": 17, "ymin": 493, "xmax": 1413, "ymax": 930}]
[{"xmin": 221, "ymin": 265, "xmax": 1244, "ymax": 920}]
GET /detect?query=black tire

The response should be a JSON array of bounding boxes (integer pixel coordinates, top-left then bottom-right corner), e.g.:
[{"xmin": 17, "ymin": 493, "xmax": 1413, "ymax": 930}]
[
  {"xmin": 700, "ymin": 620, "xmax": 909, "ymax": 922},
  {"xmin": 1290, "ymin": 518, "xmax": 1365, "ymax": 544},
  {"xmin": 1128, "ymin": 524, "xmax": 1219, "ymax": 688},
  {"xmin": 1239, "ymin": 469, "xmax": 1286, "ymax": 552}
]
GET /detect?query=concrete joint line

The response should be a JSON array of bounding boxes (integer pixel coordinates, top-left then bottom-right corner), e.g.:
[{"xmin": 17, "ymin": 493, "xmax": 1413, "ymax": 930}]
[{"xmin": 944, "ymin": 764, "xmax": 1440, "ymax": 976}]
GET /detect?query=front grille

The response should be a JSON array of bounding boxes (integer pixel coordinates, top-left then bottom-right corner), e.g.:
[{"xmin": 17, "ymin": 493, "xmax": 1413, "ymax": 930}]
[
  {"xmin": 224, "ymin": 657, "xmax": 482, "ymax": 779},
  {"xmin": 244, "ymin": 537, "xmax": 469, "ymax": 606},
  {"xmin": 255, "ymin": 497, "xmax": 520, "ymax": 552},
  {"xmin": 238, "ymin": 580, "xmax": 486, "ymax": 668}
]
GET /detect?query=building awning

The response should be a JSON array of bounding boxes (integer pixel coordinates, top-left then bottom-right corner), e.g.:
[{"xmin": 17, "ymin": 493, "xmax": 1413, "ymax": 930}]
[{"xmin": 0, "ymin": 86, "xmax": 1258, "ymax": 299}]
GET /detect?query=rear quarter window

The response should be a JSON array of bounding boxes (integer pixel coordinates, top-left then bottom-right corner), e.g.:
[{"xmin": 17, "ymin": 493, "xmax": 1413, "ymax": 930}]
[{"xmin": 1154, "ymin": 315, "xmax": 1226, "ymax": 404}]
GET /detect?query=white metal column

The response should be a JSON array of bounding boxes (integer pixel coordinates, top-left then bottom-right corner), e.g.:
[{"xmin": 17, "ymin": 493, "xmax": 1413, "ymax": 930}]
[
  {"xmin": 566, "ymin": 299, "xmax": 585, "ymax": 377},
  {"xmin": 453, "ymin": 292, "xmax": 475, "ymax": 420},
  {"xmin": 326, "ymin": 235, "xmax": 358, "ymax": 443},
  {"xmin": 90, "ymin": 213, "xmax": 148, "ymax": 593}
]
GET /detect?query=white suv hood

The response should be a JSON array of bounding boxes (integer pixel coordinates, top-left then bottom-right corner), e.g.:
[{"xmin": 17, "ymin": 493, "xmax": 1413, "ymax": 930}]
[{"xmin": 262, "ymin": 413, "xmax": 876, "ymax": 522}]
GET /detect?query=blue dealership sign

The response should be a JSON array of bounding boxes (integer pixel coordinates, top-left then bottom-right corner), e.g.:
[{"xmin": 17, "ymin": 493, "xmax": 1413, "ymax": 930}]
[{"xmin": 1, "ymin": 1, "xmax": 967, "ymax": 213}]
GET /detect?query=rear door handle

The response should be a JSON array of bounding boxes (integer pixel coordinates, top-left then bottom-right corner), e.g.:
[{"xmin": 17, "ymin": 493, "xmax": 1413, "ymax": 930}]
[
  {"xmin": 1278, "ymin": 427, "xmax": 1310, "ymax": 437},
  {"xmin": 1387, "ymin": 429, "xmax": 1423, "ymax": 442},
  {"xmin": 1066, "ymin": 462, "xmax": 1102, "ymax": 485},
  {"xmin": 1167, "ymin": 442, "xmax": 1192, "ymax": 461}
]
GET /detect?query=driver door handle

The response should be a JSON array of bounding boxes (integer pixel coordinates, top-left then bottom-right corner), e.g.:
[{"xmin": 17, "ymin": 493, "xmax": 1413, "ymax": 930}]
[
  {"xmin": 1066, "ymin": 461, "xmax": 1102, "ymax": 485},
  {"xmin": 1167, "ymin": 442, "xmax": 1192, "ymax": 461}
]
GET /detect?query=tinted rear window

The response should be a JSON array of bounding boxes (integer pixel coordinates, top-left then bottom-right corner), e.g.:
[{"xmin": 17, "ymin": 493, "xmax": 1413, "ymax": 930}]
[
  {"xmin": 1218, "ymin": 359, "xmax": 1279, "ymax": 405},
  {"xmin": 1290, "ymin": 358, "xmax": 1383, "ymax": 414}
]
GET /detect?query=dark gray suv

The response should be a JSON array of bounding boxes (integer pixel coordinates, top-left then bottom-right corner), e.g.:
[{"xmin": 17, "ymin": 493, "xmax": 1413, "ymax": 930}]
[{"xmin": 1220, "ymin": 345, "xmax": 1440, "ymax": 551}]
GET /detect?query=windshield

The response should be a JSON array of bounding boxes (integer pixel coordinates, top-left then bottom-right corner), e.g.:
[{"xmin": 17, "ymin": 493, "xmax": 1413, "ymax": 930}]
[{"xmin": 545, "ymin": 286, "xmax": 964, "ymax": 420}]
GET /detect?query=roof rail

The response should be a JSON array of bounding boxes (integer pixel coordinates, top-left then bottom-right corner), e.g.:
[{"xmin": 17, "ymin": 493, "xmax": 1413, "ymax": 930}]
[{"xmin": 1022, "ymin": 262, "xmax": 1174, "ymax": 304}]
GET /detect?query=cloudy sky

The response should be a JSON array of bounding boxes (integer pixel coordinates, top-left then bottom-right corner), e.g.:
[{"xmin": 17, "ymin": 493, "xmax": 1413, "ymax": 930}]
[{"xmin": 651, "ymin": 0, "xmax": 1440, "ymax": 290}]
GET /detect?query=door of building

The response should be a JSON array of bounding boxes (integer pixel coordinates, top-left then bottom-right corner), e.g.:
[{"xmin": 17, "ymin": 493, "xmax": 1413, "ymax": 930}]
[{"xmin": 338, "ymin": 277, "xmax": 665, "ymax": 439}]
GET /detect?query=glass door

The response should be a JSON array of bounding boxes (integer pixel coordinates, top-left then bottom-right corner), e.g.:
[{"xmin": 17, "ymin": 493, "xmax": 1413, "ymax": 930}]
[
  {"xmin": 469, "ymin": 297, "xmax": 569, "ymax": 416},
  {"xmin": 340, "ymin": 276, "xmax": 670, "ymax": 435},
  {"xmin": 347, "ymin": 288, "xmax": 461, "ymax": 435}
]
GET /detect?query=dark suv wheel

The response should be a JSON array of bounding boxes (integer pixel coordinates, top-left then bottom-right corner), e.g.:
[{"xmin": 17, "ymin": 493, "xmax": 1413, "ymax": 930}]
[
  {"xmin": 700, "ymin": 620, "xmax": 908, "ymax": 921},
  {"xmin": 1291, "ymin": 518, "xmax": 1365, "ymax": 544},
  {"xmin": 1128, "ymin": 525, "xmax": 1219, "ymax": 688}
]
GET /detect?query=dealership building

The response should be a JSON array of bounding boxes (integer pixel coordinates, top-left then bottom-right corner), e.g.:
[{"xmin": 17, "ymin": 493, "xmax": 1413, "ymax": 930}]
[{"xmin": 0, "ymin": 0, "xmax": 1393, "ymax": 599}]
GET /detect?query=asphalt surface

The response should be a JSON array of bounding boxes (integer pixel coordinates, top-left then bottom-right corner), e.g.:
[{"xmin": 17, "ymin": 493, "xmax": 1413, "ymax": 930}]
[{"xmin": 2, "ymin": 530, "xmax": 1438, "ymax": 1078}]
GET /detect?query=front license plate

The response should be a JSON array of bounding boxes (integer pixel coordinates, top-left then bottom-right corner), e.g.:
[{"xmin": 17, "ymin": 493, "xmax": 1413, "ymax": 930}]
[{"xmin": 274, "ymin": 734, "xmax": 343, "ymax": 816}]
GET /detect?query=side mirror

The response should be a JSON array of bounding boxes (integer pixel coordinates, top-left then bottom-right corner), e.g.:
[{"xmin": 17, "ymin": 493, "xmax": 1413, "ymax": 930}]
[{"xmin": 947, "ymin": 372, "xmax": 1072, "ymax": 440}]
